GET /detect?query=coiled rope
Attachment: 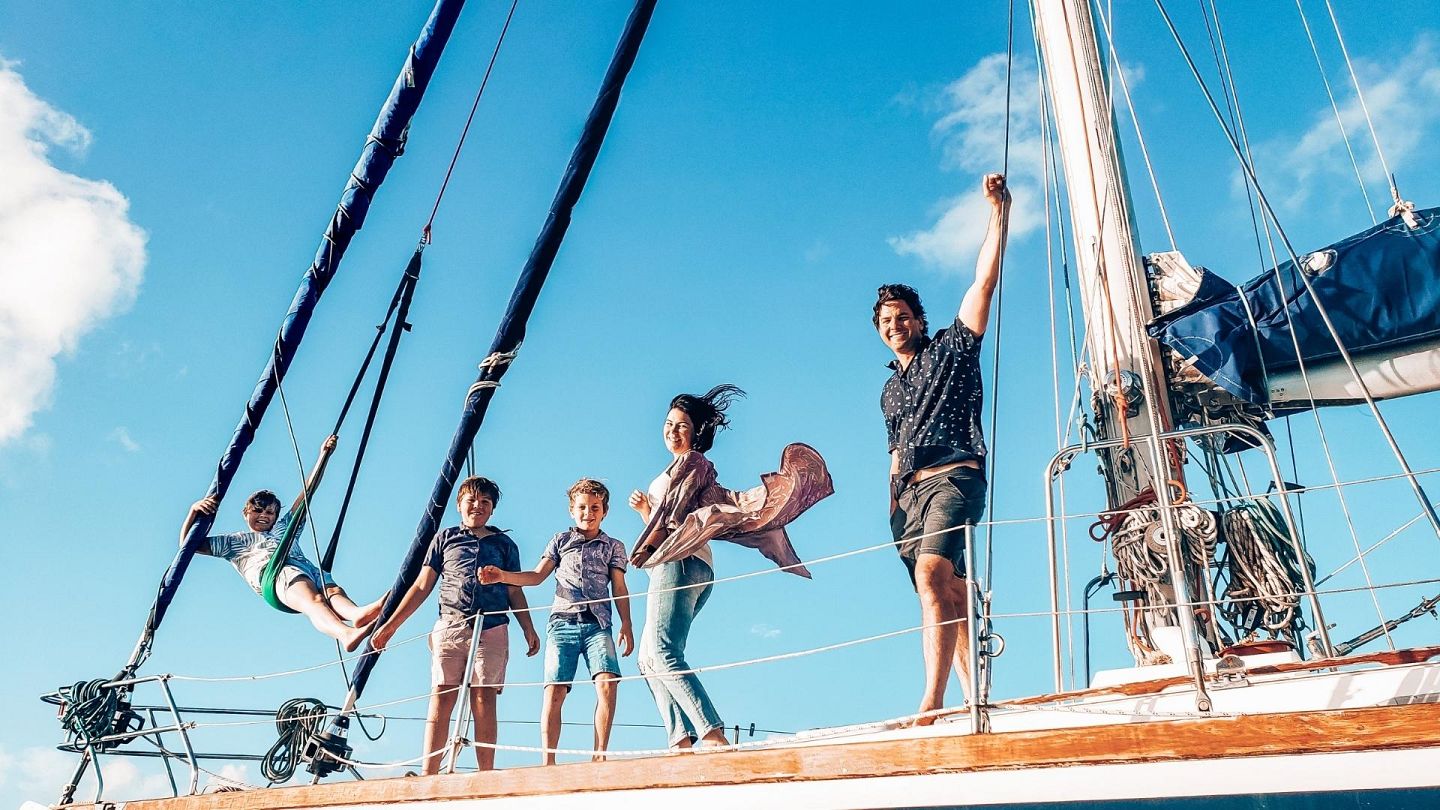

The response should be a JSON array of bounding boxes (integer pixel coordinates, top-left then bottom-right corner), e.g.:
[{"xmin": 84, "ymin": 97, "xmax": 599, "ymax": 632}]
[
  {"xmin": 58, "ymin": 679, "xmax": 138, "ymax": 751},
  {"xmin": 261, "ymin": 697, "xmax": 329, "ymax": 783},
  {"xmin": 1220, "ymin": 500, "xmax": 1312, "ymax": 636}
]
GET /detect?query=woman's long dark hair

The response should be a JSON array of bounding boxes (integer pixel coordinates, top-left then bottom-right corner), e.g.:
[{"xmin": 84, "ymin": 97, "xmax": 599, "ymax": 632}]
[{"xmin": 670, "ymin": 384, "xmax": 745, "ymax": 453}]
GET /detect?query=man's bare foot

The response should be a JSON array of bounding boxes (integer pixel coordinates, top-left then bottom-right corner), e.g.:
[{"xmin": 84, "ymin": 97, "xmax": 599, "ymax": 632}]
[
  {"xmin": 591, "ymin": 753, "xmax": 607, "ymax": 763},
  {"xmin": 911, "ymin": 699, "xmax": 943, "ymax": 727},
  {"xmin": 355, "ymin": 596, "xmax": 387, "ymax": 628}
]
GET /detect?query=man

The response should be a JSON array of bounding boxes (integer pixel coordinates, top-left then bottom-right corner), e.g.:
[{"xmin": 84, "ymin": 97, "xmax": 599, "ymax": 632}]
[{"xmin": 877, "ymin": 172, "xmax": 1009, "ymax": 722}]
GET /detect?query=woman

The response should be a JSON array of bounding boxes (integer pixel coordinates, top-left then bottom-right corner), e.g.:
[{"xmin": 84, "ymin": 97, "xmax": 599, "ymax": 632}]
[{"xmin": 629, "ymin": 385, "xmax": 833, "ymax": 748}]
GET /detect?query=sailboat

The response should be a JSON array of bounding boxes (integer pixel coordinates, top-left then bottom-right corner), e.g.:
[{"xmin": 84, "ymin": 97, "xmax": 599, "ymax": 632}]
[{"xmin": 39, "ymin": 0, "xmax": 1440, "ymax": 807}]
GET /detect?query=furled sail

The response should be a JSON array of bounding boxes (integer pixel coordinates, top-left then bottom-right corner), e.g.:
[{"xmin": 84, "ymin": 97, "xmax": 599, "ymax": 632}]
[{"xmin": 1148, "ymin": 207, "xmax": 1440, "ymax": 410}]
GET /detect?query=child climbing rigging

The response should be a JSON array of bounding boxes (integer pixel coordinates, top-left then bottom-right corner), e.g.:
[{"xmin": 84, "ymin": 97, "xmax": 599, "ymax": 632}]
[{"xmin": 181, "ymin": 435, "xmax": 384, "ymax": 651}]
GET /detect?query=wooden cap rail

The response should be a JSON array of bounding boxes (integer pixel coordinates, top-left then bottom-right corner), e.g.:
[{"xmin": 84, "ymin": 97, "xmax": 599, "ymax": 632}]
[{"xmin": 110, "ymin": 702, "xmax": 1440, "ymax": 810}]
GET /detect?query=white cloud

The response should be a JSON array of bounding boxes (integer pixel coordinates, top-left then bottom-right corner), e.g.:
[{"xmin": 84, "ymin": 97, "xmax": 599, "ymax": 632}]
[
  {"xmin": 109, "ymin": 426, "xmax": 140, "ymax": 452},
  {"xmin": 1, "ymin": 744, "xmax": 172, "ymax": 805},
  {"xmin": 1250, "ymin": 34, "xmax": 1440, "ymax": 217},
  {"xmin": 0, "ymin": 58, "xmax": 146, "ymax": 446},
  {"xmin": 750, "ymin": 622, "xmax": 781, "ymax": 639},
  {"xmin": 889, "ymin": 54, "xmax": 1046, "ymax": 271}
]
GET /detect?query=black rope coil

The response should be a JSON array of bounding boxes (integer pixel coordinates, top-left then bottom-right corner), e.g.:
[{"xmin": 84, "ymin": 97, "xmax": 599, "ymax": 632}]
[
  {"xmin": 59, "ymin": 679, "xmax": 139, "ymax": 751},
  {"xmin": 262, "ymin": 697, "xmax": 328, "ymax": 783}
]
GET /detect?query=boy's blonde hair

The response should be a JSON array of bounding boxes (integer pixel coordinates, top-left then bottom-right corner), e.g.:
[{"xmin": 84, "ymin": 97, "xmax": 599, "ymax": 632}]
[{"xmin": 567, "ymin": 478, "xmax": 610, "ymax": 510}]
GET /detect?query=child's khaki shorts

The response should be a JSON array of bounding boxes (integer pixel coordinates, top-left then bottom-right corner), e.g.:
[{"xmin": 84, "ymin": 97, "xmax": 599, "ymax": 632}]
[{"xmin": 430, "ymin": 617, "xmax": 509, "ymax": 690}]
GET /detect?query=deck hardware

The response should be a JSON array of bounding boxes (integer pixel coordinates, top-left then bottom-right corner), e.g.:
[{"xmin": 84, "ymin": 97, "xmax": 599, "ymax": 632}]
[
  {"xmin": 1210, "ymin": 654, "xmax": 1250, "ymax": 689},
  {"xmin": 302, "ymin": 717, "xmax": 353, "ymax": 779}
]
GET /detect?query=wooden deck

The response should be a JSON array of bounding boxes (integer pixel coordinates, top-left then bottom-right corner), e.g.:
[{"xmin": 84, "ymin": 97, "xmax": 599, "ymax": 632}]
[{"xmin": 115, "ymin": 702, "xmax": 1440, "ymax": 810}]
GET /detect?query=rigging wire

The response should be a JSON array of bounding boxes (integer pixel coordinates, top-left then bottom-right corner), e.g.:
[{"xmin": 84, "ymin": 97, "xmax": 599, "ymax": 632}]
[
  {"xmin": 1195, "ymin": 0, "xmax": 1388, "ymax": 643},
  {"xmin": 983, "ymin": 0, "xmax": 1017, "ymax": 609},
  {"xmin": 1195, "ymin": 0, "xmax": 1271, "ymax": 278},
  {"xmin": 1292, "ymin": 0, "xmax": 1378, "ymax": 222},
  {"xmin": 1090, "ymin": 5, "xmax": 1177, "ymax": 250},
  {"xmin": 1030, "ymin": 0, "xmax": 1077, "ymax": 690},
  {"xmin": 1190, "ymin": 0, "xmax": 1404, "ymax": 647},
  {"xmin": 1152, "ymin": 0, "xmax": 1440, "ymax": 566},
  {"xmin": 423, "ymin": 0, "xmax": 522, "ymax": 242},
  {"xmin": 1321, "ymin": 0, "xmax": 1406, "ymax": 214}
]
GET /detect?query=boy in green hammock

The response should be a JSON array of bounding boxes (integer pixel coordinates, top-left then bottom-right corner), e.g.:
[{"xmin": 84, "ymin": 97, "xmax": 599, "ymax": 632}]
[{"xmin": 181, "ymin": 435, "xmax": 384, "ymax": 651}]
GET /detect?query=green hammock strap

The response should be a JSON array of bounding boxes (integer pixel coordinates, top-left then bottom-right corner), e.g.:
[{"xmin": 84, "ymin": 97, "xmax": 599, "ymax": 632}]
[
  {"xmin": 258, "ymin": 438, "xmax": 336, "ymax": 613},
  {"xmin": 260, "ymin": 503, "xmax": 310, "ymax": 614}
]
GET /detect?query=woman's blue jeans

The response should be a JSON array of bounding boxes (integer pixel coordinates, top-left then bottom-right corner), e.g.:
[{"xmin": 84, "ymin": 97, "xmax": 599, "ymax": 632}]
[{"xmin": 638, "ymin": 556, "xmax": 723, "ymax": 746}]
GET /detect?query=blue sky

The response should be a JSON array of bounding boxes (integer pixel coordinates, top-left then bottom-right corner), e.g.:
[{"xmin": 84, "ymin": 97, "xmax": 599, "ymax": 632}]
[{"xmin": 3, "ymin": 1, "xmax": 1440, "ymax": 804}]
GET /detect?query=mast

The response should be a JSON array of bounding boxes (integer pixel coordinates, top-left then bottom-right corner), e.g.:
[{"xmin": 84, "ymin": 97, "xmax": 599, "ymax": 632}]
[
  {"xmin": 1032, "ymin": 0, "xmax": 1177, "ymax": 503},
  {"xmin": 1034, "ymin": 0, "xmax": 1216, "ymax": 693}
]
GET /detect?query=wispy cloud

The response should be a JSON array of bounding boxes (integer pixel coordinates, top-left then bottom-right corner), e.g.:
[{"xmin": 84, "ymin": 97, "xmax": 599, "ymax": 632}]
[
  {"xmin": 889, "ymin": 54, "xmax": 1046, "ymax": 271},
  {"xmin": 109, "ymin": 426, "xmax": 140, "ymax": 452},
  {"xmin": 0, "ymin": 58, "xmax": 146, "ymax": 446},
  {"xmin": 1, "ymin": 744, "xmax": 172, "ymax": 806},
  {"xmin": 1249, "ymin": 34, "xmax": 1440, "ymax": 218},
  {"xmin": 750, "ymin": 622, "xmax": 782, "ymax": 639},
  {"xmin": 803, "ymin": 239, "xmax": 831, "ymax": 265}
]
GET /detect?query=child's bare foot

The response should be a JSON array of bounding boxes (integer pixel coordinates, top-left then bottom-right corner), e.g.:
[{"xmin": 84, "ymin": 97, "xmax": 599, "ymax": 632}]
[
  {"xmin": 355, "ymin": 596, "xmax": 387, "ymax": 628},
  {"xmin": 343, "ymin": 622, "xmax": 377, "ymax": 653}
]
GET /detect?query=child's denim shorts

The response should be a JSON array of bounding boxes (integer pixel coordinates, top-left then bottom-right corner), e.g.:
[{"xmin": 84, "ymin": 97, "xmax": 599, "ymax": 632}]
[{"xmin": 543, "ymin": 615, "xmax": 620, "ymax": 690}]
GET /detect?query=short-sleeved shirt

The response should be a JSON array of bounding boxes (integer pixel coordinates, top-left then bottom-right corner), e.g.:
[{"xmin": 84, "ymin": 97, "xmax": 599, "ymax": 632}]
[
  {"xmin": 203, "ymin": 511, "xmax": 317, "ymax": 594},
  {"xmin": 425, "ymin": 526, "xmax": 522, "ymax": 630},
  {"xmin": 882, "ymin": 316, "xmax": 987, "ymax": 483},
  {"xmin": 541, "ymin": 528, "xmax": 628, "ymax": 629}
]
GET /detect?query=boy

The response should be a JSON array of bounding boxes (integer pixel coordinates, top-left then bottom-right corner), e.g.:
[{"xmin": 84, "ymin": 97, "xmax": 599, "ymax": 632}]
[
  {"xmin": 481, "ymin": 479, "xmax": 633, "ymax": 764},
  {"xmin": 370, "ymin": 476, "xmax": 540, "ymax": 774},
  {"xmin": 183, "ymin": 436, "xmax": 383, "ymax": 651}
]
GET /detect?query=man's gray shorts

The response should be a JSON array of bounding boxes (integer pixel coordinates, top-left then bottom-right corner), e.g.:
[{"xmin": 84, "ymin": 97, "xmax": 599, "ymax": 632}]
[{"xmin": 889, "ymin": 467, "xmax": 986, "ymax": 589}]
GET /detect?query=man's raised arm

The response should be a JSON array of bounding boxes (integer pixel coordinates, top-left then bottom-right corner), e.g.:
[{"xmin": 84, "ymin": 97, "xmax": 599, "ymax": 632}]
[{"xmin": 958, "ymin": 172, "xmax": 1012, "ymax": 336}]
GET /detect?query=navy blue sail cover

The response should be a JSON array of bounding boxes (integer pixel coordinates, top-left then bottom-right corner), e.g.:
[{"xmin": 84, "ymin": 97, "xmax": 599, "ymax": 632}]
[
  {"xmin": 129, "ymin": 0, "xmax": 467, "ymax": 673},
  {"xmin": 1148, "ymin": 208, "xmax": 1440, "ymax": 408}
]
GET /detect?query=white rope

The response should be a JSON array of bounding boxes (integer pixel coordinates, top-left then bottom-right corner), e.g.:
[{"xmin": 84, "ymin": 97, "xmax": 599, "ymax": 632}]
[
  {"xmin": 165, "ymin": 457, "xmax": 1440, "ymax": 683},
  {"xmin": 478, "ymin": 349, "xmax": 519, "ymax": 370},
  {"xmin": 157, "ymin": 456, "xmax": 1440, "ymax": 687},
  {"xmin": 1220, "ymin": 502, "xmax": 1304, "ymax": 633},
  {"xmin": 328, "ymin": 742, "xmax": 452, "ymax": 771}
]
